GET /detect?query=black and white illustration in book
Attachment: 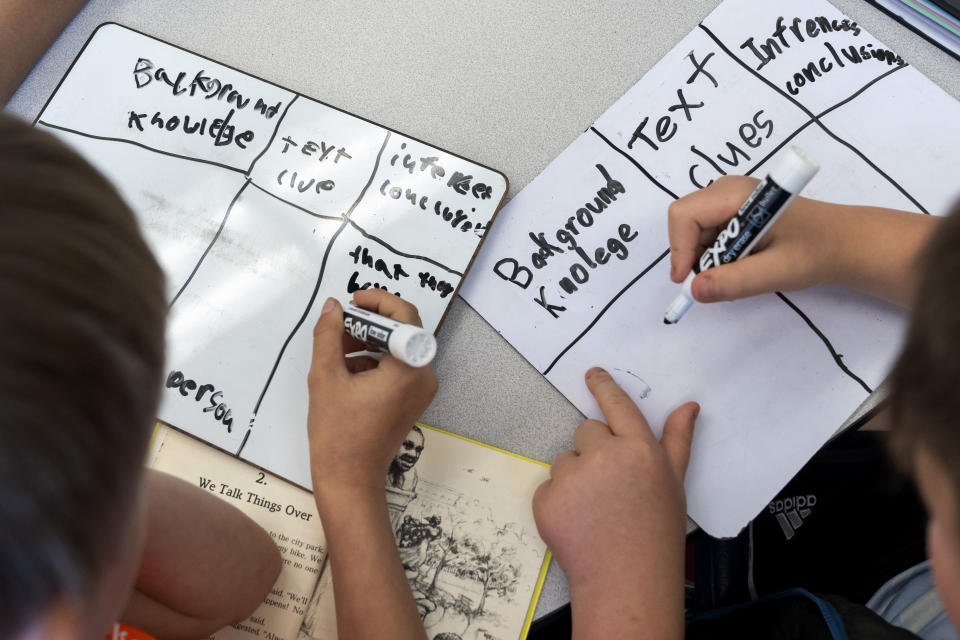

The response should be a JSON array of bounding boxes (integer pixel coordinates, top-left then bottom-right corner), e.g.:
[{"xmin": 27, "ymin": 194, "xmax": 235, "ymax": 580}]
[
  {"xmin": 298, "ymin": 425, "xmax": 551, "ymax": 640},
  {"xmin": 461, "ymin": 0, "xmax": 960, "ymax": 537},
  {"xmin": 35, "ymin": 24, "xmax": 507, "ymax": 489}
]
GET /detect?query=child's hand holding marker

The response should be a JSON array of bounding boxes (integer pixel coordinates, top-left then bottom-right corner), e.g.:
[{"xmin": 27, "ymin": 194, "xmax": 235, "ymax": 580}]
[
  {"xmin": 665, "ymin": 147, "xmax": 820, "ymax": 323},
  {"xmin": 668, "ymin": 175, "xmax": 828, "ymax": 305},
  {"xmin": 342, "ymin": 302, "xmax": 437, "ymax": 367},
  {"xmin": 306, "ymin": 289, "xmax": 438, "ymax": 501},
  {"xmin": 667, "ymin": 147, "xmax": 937, "ymax": 311},
  {"xmin": 305, "ymin": 289, "xmax": 439, "ymax": 640}
]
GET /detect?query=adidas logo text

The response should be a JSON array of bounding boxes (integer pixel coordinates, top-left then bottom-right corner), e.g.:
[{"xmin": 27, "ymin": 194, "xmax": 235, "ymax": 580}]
[{"xmin": 767, "ymin": 494, "xmax": 816, "ymax": 540}]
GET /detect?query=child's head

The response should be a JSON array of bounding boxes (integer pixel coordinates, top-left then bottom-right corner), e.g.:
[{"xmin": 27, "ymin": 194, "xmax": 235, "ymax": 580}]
[
  {"xmin": 889, "ymin": 205, "xmax": 960, "ymax": 624},
  {"xmin": 0, "ymin": 114, "xmax": 166, "ymax": 638}
]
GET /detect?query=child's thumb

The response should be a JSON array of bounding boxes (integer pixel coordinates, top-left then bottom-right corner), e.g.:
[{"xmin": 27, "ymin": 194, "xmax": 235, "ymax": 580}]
[
  {"xmin": 691, "ymin": 251, "xmax": 793, "ymax": 303},
  {"xmin": 309, "ymin": 298, "xmax": 347, "ymax": 378}
]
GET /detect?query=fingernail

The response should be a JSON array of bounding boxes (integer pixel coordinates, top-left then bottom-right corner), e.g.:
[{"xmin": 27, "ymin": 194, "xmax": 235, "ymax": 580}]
[
  {"xmin": 321, "ymin": 297, "xmax": 336, "ymax": 314},
  {"xmin": 585, "ymin": 367, "xmax": 606, "ymax": 380},
  {"xmin": 693, "ymin": 276, "xmax": 713, "ymax": 302},
  {"xmin": 693, "ymin": 403, "xmax": 701, "ymax": 420}
]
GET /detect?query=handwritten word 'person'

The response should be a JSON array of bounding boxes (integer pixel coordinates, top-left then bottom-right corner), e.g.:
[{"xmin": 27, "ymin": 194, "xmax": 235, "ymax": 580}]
[{"xmin": 165, "ymin": 370, "xmax": 233, "ymax": 432}]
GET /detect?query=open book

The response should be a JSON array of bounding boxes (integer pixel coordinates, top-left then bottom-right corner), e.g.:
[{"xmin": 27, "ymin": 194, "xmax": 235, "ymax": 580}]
[{"xmin": 148, "ymin": 426, "xmax": 551, "ymax": 640}]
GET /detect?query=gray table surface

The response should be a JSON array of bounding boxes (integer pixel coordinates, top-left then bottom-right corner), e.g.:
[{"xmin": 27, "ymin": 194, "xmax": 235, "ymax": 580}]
[{"xmin": 7, "ymin": 0, "xmax": 960, "ymax": 621}]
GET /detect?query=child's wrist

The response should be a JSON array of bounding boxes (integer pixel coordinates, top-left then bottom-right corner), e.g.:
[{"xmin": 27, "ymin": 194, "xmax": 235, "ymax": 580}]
[
  {"xmin": 809, "ymin": 201, "xmax": 854, "ymax": 289},
  {"xmin": 565, "ymin": 553, "xmax": 648, "ymax": 602},
  {"xmin": 313, "ymin": 478, "xmax": 386, "ymax": 518},
  {"xmin": 569, "ymin": 568, "xmax": 685, "ymax": 640}
]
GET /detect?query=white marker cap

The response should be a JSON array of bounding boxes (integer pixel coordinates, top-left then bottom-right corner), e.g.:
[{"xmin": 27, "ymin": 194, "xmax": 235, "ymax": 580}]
[
  {"xmin": 388, "ymin": 324, "xmax": 437, "ymax": 368},
  {"xmin": 769, "ymin": 146, "xmax": 820, "ymax": 194},
  {"xmin": 344, "ymin": 303, "xmax": 437, "ymax": 367}
]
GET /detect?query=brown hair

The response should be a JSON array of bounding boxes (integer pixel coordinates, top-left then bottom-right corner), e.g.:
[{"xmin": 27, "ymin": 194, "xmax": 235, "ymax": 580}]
[
  {"xmin": 889, "ymin": 205, "xmax": 960, "ymax": 486},
  {"xmin": 0, "ymin": 113, "xmax": 165, "ymax": 634}
]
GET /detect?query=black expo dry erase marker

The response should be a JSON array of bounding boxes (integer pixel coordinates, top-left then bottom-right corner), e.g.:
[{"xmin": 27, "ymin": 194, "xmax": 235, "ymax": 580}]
[
  {"xmin": 343, "ymin": 304, "xmax": 437, "ymax": 367},
  {"xmin": 663, "ymin": 146, "xmax": 820, "ymax": 324}
]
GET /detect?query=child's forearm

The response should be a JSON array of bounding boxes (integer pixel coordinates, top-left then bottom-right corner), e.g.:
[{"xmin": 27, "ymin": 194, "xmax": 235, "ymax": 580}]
[
  {"xmin": 826, "ymin": 204, "xmax": 939, "ymax": 308},
  {"xmin": 668, "ymin": 177, "xmax": 941, "ymax": 309},
  {"xmin": 570, "ymin": 573, "xmax": 685, "ymax": 640},
  {"xmin": 305, "ymin": 292, "xmax": 437, "ymax": 640},
  {"xmin": 0, "ymin": 0, "xmax": 87, "ymax": 105},
  {"xmin": 316, "ymin": 488, "xmax": 427, "ymax": 640}
]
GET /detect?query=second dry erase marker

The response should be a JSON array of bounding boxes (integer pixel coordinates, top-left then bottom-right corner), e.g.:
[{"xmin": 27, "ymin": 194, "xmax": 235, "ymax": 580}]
[
  {"xmin": 343, "ymin": 304, "xmax": 437, "ymax": 367},
  {"xmin": 664, "ymin": 146, "xmax": 820, "ymax": 324}
]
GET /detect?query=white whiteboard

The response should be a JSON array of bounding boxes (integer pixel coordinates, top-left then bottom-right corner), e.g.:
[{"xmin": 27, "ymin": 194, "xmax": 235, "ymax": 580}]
[
  {"xmin": 37, "ymin": 23, "xmax": 507, "ymax": 489},
  {"xmin": 461, "ymin": 0, "xmax": 960, "ymax": 537}
]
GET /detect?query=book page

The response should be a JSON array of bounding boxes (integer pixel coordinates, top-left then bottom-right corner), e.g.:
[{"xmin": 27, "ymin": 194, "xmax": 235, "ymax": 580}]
[
  {"xmin": 299, "ymin": 424, "xmax": 552, "ymax": 640},
  {"xmin": 150, "ymin": 427, "xmax": 326, "ymax": 640},
  {"xmin": 460, "ymin": 0, "xmax": 960, "ymax": 537}
]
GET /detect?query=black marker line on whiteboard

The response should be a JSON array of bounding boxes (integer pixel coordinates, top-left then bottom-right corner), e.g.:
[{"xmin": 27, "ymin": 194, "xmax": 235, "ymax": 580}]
[
  {"xmin": 247, "ymin": 180, "xmax": 344, "ymax": 222},
  {"xmin": 814, "ymin": 64, "xmax": 907, "ymax": 120},
  {"xmin": 347, "ymin": 220, "xmax": 463, "ymax": 276},
  {"xmin": 37, "ymin": 120, "xmax": 247, "ymax": 175},
  {"xmin": 343, "ymin": 304, "xmax": 437, "ymax": 367},
  {"xmin": 239, "ymin": 132, "xmax": 392, "ymax": 456},
  {"xmin": 541, "ymin": 248, "xmax": 669, "ymax": 376},
  {"xmin": 590, "ymin": 127, "xmax": 679, "ymax": 200},
  {"xmin": 240, "ymin": 216, "xmax": 349, "ymax": 457},
  {"xmin": 237, "ymin": 428, "xmax": 252, "ymax": 457},
  {"xmin": 664, "ymin": 147, "xmax": 819, "ymax": 324},
  {"xmin": 245, "ymin": 94, "xmax": 298, "ymax": 174},
  {"xmin": 171, "ymin": 179, "xmax": 251, "ymax": 306},
  {"xmin": 776, "ymin": 292, "xmax": 872, "ymax": 394}
]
